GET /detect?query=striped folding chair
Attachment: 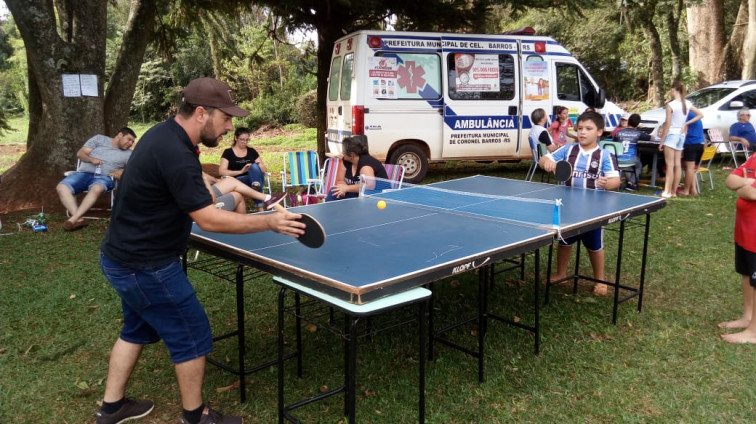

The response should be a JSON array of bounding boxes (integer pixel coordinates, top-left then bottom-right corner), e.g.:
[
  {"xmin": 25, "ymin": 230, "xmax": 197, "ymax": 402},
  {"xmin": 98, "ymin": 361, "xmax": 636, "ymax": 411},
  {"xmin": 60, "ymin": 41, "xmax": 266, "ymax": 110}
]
[
  {"xmin": 313, "ymin": 156, "xmax": 342, "ymax": 202},
  {"xmin": 281, "ymin": 151, "xmax": 322, "ymax": 206},
  {"xmin": 383, "ymin": 163, "xmax": 405, "ymax": 189}
]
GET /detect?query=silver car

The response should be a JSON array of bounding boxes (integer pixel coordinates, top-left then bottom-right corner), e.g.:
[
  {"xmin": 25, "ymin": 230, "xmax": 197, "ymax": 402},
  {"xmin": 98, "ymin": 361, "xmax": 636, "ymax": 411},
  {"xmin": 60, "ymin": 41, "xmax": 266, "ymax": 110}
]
[{"xmin": 640, "ymin": 80, "xmax": 756, "ymax": 140}]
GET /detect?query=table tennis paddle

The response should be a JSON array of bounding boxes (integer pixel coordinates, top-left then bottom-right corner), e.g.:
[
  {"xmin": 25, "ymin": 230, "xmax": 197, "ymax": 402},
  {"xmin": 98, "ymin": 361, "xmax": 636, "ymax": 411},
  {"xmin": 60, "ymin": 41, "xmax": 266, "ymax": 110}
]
[
  {"xmin": 271, "ymin": 203, "xmax": 326, "ymax": 248},
  {"xmin": 554, "ymin": 160, "xmax": 572, "ymax": 183}
]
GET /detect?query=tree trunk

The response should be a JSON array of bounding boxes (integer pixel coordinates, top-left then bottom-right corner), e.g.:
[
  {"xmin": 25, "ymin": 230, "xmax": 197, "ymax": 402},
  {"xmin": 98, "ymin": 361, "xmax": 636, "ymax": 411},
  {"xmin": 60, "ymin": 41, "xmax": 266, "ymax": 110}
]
[
  {"xmin": 666, "ymin": 1, "xmax": 682, "ymax": 83},
  {"xmin": 721, "ymin": 0, "xmax": 748, "ymax": 80},
  {"xmin": 0, "ymin": 0, "xmax": 153, "ymax": 214},
  {"xmin": 687, "ymin": 0, "xmax": 725, "ymax": 86},
  {"xmin": 105, "ymin": 0, "xmax": 157, "ymax": 135},
  {"xmin": 744, "ymin": 0, "xmax": 756, "ymax": 78},
  {"xmin": 642, "ymin": 20, "xmax": 665, "ymax": 106}
]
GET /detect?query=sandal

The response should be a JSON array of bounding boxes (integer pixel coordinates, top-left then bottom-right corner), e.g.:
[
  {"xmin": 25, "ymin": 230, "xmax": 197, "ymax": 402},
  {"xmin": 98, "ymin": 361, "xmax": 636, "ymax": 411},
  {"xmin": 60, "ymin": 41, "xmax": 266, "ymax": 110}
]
[{"xmin": 593, "ymin": 283, "xmax": 608, "ymax": 296}]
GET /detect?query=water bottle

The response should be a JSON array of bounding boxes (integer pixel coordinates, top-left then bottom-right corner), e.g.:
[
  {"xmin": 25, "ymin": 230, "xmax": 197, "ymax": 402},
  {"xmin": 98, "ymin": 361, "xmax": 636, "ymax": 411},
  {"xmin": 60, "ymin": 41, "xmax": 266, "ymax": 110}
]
[{"xmin": 94, "ymin": 162, "xmax": 102, "ymax": 175}]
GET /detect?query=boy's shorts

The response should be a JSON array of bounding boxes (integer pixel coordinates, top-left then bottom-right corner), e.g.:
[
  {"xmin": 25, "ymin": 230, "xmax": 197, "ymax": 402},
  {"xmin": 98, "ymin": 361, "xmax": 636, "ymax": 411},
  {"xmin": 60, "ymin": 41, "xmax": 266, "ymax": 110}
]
[
  {"xmin": 682, "ymin": 143, "xmax": 704, "ymax": 162},
  {"xmin": 663, "ymin": 133, "xmax": 685, "ymax": 151},
  {"xmin": 100, "ymin": 252, "xmax": 213, "ymax": 364},
  {"xmin": 559, "ymin": 227, "xmax": 603, "ymax": 251},
  {"xmin": 59, "ymin": 172, "xmax": 115, "ymax": 193},
  {"xmin": 735, "ymin": 243, "xmax": 756, "ymax": 287}
]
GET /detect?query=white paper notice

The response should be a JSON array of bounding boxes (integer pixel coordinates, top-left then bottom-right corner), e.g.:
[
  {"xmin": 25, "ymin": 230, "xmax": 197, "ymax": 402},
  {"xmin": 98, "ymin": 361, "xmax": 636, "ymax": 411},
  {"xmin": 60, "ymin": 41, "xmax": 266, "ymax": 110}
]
[
  {"xmin": 80, "ymin": 74, "xmax": 98, "ymax": 97},
  {"xmin": 62, "ymin": 74, "xmax": 81, "ymax": 97}
]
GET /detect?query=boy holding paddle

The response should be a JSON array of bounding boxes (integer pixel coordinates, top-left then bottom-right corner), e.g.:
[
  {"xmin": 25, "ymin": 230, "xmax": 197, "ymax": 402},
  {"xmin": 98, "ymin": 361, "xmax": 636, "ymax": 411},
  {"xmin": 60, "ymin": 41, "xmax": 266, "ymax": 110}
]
[{"xmin": 538, "ymin": 110, "xmax": 620, "ymax": 296}]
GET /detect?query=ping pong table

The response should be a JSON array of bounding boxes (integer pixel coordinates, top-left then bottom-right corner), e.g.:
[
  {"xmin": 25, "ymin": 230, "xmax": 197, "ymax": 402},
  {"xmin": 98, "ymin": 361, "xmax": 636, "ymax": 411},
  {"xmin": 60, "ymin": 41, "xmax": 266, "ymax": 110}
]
[{"xmin": 187, "ymin": 175, "xmax": 666, "ymax": 419}]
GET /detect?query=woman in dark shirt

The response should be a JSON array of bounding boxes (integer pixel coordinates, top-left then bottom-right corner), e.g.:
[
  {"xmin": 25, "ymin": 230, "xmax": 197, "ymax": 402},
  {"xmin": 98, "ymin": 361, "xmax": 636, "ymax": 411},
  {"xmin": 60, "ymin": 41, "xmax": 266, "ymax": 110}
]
[
  {"xmin": 327, "ymin": 136, "xmax": 388, "ymax": 201},
  {"xmin": 218, "ymin": 127, "xmax": 267, "ymax": 189}
]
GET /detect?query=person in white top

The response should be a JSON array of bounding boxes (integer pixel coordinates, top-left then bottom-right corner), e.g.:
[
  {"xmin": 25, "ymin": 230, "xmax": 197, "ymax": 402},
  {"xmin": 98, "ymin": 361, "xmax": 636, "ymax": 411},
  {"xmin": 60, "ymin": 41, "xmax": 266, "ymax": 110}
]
[{"xmin": 659, "ymin": 81, "xmax": 703, "ymax": 198}]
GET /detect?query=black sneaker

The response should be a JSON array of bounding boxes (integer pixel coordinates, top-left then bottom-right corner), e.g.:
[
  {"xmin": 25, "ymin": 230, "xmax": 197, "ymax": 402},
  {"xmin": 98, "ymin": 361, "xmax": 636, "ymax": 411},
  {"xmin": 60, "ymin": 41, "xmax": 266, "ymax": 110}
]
[
  {"xmin": 96, "ymin": 398, "xmax": 154, "ymax": 424},
  {"xmin": 264, "ymin": 192, "xmax": 286, "ymax": 210},
  {"xmin": 178, "ymin": 407, "xmax": 242, "ymax": 424}
]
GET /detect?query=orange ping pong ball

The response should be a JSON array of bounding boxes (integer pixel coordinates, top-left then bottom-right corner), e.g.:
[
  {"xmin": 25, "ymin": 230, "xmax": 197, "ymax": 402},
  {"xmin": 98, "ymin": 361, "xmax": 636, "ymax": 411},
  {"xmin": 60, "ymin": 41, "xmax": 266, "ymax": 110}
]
[{"xmin": 377, "ymin": 200, "xmax": 387, "ymax": 210}]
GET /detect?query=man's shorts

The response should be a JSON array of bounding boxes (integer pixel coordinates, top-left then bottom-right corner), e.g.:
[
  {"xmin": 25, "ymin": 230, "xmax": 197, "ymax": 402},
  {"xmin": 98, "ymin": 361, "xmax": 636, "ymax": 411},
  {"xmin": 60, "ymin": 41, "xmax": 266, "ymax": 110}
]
[
  {"xmin": 100, "ymin": 252, "xmax": 213, "ymax": 364},
  {"xmin": 682, "ymin": 143, "xmax": 704, "ymax": 162},
  {"xmin": 210, "ymin": 185, "xmax": 236, "ymax": 211},
  {"xmin": 59, "ymin": 172, "xmax": 114, "ymax": 193},
  {"xmin": 735, "ymin": 243, "xmax": 756, "ymax": 287},
  {"xmin": 663, "ymin": 133, "xmax": 685, "ymax": 151},
  {"xmin": 559, "ymin": 227, "xmax": 603, "ymax": 251}
]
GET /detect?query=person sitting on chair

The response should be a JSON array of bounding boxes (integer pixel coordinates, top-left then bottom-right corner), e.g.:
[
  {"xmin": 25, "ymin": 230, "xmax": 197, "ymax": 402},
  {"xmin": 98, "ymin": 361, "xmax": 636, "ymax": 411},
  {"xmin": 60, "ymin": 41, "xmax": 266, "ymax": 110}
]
[
  {"xmin": 327, "ymin": 135, "xmax": 388, "ymax": 201},
  {"xmin": 613, "ymin": 113, "xmax": 653, "ymax": 191},
  {"xmin": 729, "ymin": 107, "xmax": 756, "ymax": 151},
  {"xmin": 529, "ymin": 108, "xmax": 558, "ymax": 153},
  {"xmin": 202, "ymin": 173, "xmax": 285, "ymax": 213},
  {"xmin": 56, "ymin": 128, "xmax": 136, "ymax": 231}
]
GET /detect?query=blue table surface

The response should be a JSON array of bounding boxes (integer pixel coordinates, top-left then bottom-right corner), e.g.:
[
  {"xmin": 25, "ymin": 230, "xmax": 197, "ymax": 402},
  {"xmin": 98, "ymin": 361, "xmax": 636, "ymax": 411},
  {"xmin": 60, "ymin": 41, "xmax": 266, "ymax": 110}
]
[{"xmin": 190, "ymin": 176, "xmax": 665, "ymax": 301}]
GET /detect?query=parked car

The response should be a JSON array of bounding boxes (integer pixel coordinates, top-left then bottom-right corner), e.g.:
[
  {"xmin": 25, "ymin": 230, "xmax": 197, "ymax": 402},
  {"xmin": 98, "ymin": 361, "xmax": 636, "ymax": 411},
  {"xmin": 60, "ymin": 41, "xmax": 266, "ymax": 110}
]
[{"xmin": 640, "ymin": 80, "xmax": 756, "ymax": 141}]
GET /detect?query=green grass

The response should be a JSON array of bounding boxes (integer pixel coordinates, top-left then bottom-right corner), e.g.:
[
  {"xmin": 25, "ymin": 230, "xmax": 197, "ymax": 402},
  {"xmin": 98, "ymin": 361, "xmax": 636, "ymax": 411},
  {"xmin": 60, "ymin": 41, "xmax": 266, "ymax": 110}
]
[
  {"xmin": 1, "ymin": 154, "xmax": 754, "ymax": 423},
  {"xmin": 0, "ymin": 116, "xmax": 29, "ymax": 145}
]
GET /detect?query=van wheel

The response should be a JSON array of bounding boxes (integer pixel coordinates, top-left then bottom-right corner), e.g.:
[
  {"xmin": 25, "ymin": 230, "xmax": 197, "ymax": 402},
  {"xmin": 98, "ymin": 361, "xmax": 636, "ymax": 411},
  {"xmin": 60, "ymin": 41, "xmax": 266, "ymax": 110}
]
[{"xmin": 391, "ymin": 144, "xmax": 428, "ymax": 183}]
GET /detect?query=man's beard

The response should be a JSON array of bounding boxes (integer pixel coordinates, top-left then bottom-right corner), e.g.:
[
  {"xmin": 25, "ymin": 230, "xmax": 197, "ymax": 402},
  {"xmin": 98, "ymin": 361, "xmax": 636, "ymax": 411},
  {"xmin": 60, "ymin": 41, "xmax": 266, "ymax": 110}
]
[{"xmin": 199, "ymin": 120, "xmax": 221, "ymax": 148}]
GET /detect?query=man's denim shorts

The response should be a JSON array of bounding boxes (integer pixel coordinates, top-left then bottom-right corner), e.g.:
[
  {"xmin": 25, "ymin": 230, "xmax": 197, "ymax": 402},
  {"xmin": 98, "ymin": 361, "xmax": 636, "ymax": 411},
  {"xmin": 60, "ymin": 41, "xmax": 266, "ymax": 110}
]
[
  {"xmin": 60, "ymin": 172, "xmax": 115, "ymax": 193},
  {"xmin": 99, "ymin": 252, "xmax": 213, "ymax": 364}
]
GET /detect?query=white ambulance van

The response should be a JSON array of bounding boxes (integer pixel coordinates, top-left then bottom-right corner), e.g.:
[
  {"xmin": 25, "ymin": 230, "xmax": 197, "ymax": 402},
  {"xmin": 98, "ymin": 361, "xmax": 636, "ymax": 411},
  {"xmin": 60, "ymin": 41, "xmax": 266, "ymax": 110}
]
[{"xmin": 326, "ymin": 28, "xmax": 625, "ymax": 182}]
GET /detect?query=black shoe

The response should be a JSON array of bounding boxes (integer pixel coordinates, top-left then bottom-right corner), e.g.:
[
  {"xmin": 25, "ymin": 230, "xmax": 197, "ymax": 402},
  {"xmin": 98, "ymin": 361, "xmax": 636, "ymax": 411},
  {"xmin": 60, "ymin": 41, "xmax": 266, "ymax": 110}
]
[
  {"xmin": 178, "ymin": 407, "xmax": 242, "ymax": 424},
  {"xmin": 624, "ymin": 185, "xmax": 636, "ymax": 192},
  {"xmin": 96, "ymin": 398, "xmax": 154, "ymax": 424}
]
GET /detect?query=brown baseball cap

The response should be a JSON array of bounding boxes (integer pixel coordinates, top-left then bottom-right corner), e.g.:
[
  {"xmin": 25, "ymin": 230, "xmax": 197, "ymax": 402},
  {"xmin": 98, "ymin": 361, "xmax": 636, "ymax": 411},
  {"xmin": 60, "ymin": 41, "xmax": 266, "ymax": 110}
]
[{"xmin": 182, "ymin": 77, "xmax": 249, "ymax": 117}]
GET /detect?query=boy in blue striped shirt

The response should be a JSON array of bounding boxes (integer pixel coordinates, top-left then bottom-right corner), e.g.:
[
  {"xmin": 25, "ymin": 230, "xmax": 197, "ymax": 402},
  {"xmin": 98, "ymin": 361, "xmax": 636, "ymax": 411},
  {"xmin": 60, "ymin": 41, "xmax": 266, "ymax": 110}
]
[{"xmin": 539, "ymin": 110, "xmax": 620, "ymax": 295}]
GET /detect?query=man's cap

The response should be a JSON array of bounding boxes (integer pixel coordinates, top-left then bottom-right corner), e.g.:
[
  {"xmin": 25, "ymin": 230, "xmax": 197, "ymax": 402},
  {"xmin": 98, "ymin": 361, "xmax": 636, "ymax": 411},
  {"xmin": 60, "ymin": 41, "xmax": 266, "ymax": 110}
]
[
  {"xmin": 182, "ymin": 77, "xmax": 249, "ymax": 117},
  {"xmin": 621, "ymin": 113, "xmax": 630, "ymax": 120}
]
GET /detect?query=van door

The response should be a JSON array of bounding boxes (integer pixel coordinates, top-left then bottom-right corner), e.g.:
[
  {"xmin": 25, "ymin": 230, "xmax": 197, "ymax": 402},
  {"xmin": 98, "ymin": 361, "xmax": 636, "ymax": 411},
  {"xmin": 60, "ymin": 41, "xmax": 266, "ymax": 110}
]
[
  {"xmin": 520, "ymin": 40, "xmax": 555, "ymax": 155},
  {"xmin": 326, "ymin": 38, "xmax": 356, "ymax": 155},
  {"xmin": 441, "ymin": 36, "xmax": 520, "ymax": 159},
  {"xmin": 551, "ymin": 61, "xmax": 602, "ymax": 126}
]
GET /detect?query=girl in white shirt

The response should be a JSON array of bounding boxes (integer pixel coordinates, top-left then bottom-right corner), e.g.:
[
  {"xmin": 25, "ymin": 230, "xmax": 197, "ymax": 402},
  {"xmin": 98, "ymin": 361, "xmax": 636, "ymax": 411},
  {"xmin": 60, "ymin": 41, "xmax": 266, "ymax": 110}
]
[{"xmin": 659, "ymin": 81, "xmax": 703, "ymax": 198}]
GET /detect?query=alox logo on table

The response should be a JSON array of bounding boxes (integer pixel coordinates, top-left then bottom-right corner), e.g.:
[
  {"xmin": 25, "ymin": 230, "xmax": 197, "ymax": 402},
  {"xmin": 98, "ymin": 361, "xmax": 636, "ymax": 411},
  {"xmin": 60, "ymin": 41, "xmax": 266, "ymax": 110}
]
[{"xmin": 452, "ymin": 257, "xmax": 491, "ymax": 274}]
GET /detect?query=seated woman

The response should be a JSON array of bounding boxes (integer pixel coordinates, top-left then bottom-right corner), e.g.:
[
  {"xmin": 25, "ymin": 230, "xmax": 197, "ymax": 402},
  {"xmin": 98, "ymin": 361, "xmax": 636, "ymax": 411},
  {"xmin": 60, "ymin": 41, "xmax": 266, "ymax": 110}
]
[
  {"xmin": 327, "ymin": 135, "xmax": 388, "ymax": 201},
  {"xmin": 203, "ymin": 173, "xmax": 285, "ymax": 213},
  {"xmin": 219, "ymin": 127, "xmax": 268, "ymax": 190}
]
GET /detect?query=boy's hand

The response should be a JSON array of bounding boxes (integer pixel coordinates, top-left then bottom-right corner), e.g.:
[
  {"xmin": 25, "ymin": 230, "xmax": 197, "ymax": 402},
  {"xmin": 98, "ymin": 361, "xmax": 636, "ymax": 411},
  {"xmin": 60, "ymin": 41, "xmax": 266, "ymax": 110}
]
[
  {"xmin": 596, "ymin": 176, "xmax": 608, "ymax": 189},
  {"xmin": 542, "ymin": 159, "xmax": 556, "ymax": 173}
]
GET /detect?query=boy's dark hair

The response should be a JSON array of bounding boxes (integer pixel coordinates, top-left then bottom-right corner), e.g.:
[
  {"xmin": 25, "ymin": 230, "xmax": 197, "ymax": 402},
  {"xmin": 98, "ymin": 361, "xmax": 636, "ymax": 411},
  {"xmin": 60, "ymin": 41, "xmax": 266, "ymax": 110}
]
[
  {"xmin": 628, "ymin": 113, "xmax": 641, "ymax": 128},
  {"xmin": 530, "ymin": 108, "xmax": 546, "ymax": 125},
  {"xmin": 576, "ymin": 110, "xmax": 604, "ymax": 130},
  {"xmin": 118, "ymin": 127, "xmax": 137, "ymax": 138}
]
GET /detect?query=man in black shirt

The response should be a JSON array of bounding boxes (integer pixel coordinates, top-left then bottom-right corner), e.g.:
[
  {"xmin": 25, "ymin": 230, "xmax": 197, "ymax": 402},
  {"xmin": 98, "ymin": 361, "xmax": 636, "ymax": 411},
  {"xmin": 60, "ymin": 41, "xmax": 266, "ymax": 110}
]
[{"xmin": 96, "ymin": 78, "xmax": 304, "ymax": 424}]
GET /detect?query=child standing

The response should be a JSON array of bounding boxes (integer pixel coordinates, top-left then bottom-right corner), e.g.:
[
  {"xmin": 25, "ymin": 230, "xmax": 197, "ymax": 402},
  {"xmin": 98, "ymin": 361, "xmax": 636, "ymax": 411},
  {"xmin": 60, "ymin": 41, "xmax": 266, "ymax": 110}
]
[
  {"xmin": 718, "ymin": 154, "xmax": 756, "ymax": 342},
  {"xmin": 659, "ymin": 81, "xmax": 703, "ymax": 198},
  {"xmin": 538, "ymin": 110, "xmax": 621, "ymax": 295}
]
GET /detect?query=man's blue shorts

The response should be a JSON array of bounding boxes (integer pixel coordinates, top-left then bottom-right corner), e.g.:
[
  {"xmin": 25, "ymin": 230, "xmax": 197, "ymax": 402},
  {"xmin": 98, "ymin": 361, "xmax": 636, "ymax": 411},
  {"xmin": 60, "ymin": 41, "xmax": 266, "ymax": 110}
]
[
  {"xmin": 559, "ymin": 227, "xmax": 604, "ymax": 251},
  {"xmin": 60, "ymin": 172, "xmax": 115, "ymax": 193},
  {"xmin": 99, "ymin": 252, "xmax": 213, "ymax": 364}
]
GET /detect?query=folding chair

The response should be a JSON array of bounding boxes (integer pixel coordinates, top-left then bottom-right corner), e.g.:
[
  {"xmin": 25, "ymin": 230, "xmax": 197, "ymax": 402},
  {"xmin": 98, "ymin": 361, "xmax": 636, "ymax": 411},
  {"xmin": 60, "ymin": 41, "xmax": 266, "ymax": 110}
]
[
  {"xmin": 63, "ymin": 160, "xmax": 116, "ymax": 219},
  {"xmin": 383, "ymin": 163, "xmax": 405, "ymax": 189},
  {"xmin": 312, "ymin": 156, "xmax": 342, "ymax": 202},
  {"xmin": 727, "ymin": 133, "xmax": 751, "ymax": 168},
  {"xmin": 695, "ymin": 144, "xmax": 718, "ymax": 192},
  {"xmin": 525, "ymin": 136, "xmax": 541, "ymax": 181},
  {"xmin": 280, "ymin": 151, "xmax": 322, "ymax": 206}
]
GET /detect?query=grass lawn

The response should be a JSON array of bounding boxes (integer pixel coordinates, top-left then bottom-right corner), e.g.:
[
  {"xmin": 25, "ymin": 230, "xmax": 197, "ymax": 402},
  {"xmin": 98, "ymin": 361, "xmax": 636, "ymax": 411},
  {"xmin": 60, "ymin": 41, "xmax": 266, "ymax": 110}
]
[{"xmin": 1, "ymin": 123, "xmax": 755, "ymax": 422}]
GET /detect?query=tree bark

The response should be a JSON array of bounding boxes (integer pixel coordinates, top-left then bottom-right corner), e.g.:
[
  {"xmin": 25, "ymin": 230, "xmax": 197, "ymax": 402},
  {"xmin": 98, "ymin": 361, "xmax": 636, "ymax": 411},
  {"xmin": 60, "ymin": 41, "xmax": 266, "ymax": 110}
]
[
  {"xmin": 720, "ymin": 0, "xmax": 748, "ymax": 80},
  {"xmin": 666, "ymin": 1, "xmax": 682, "ymax": 83},
  {"xmin": 642, "ymin": 20, "xmax": 665, "ymax": 106},
  {"xmin": 743, "ymin": 0, "xmax": 756, "ymax": 78},
  {"xmin": 105, "ymin": 0, "xmax": 158, "ymax": 135},
  {"xmin": 687, "ymin": 0, "xmax": 725, "ymax": 86}
]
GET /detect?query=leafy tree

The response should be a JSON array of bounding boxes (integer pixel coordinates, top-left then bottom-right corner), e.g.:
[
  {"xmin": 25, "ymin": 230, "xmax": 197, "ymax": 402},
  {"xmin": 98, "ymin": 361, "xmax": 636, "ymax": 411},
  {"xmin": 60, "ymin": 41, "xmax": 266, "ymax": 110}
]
[{"xmin": 0, "ymin": 0, "xmax": 158, "ymax": 213}]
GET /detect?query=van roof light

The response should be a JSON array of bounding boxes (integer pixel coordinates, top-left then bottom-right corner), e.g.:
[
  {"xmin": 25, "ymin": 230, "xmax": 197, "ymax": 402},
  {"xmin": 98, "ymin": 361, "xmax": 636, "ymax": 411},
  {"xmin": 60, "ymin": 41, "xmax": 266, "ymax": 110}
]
[
  {"xmin": 502, "ymin": 27, "xmax": 536, "ymax": 36},
  {"xmin": 368, "ymin": 36, "xmax": 382, "ymax": 49}
]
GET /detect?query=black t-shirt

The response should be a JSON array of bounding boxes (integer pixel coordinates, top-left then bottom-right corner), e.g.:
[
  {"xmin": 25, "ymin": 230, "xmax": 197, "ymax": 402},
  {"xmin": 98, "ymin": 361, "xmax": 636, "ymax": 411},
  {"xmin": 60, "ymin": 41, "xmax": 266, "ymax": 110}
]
[
  {"xmin": 221, "ymin": 147, "xmax": 260, "ymax": 171},
  {"xmin": 344, "ymin": 154, "xmax": 388, "ymax": 185},
  {"xmin": 101, "ymin": 116, "xmax": 213, "ymax": 269}
]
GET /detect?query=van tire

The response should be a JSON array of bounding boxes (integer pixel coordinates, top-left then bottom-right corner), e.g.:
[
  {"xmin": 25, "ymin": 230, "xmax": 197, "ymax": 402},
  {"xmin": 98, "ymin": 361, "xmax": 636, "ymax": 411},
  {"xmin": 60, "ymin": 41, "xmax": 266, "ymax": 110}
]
[{"xmin": 390, "ymin": 144, "xmax": 428, "ymax": 183}]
